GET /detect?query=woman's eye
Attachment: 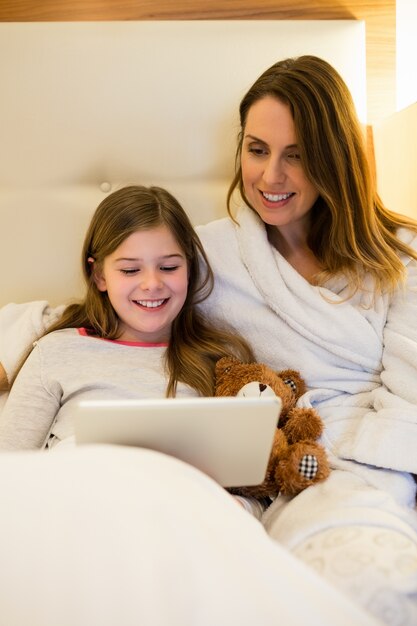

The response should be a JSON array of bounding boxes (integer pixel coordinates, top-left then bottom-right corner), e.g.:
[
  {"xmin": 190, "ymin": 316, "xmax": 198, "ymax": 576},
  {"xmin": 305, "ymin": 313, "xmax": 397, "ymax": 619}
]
[
  {"xmin": 248, "ymin": 146, "xmax": 268, "ymax": 156},
  {"xmin": 286, "ymin": 152, "xmax": 301, "ymax": 162}
]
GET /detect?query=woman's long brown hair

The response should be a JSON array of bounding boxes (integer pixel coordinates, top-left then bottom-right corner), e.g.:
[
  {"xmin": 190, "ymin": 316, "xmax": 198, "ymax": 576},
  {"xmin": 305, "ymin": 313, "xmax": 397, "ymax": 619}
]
[{"xmin": 228, "ymin": 55, "xmax": 417, "ymax": 295}]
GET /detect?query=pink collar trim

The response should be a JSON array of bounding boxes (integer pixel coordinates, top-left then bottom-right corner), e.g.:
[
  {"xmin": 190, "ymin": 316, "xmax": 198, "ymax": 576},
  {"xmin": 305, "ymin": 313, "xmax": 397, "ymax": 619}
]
[{"xmin": 77, "ymin": 327, "xmax": 168, "ymax": 348}]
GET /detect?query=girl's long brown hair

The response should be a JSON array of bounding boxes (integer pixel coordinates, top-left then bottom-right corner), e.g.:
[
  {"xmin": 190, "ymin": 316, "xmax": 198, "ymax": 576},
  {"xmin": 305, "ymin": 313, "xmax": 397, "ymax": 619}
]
[
  {"xmin": 45, "ymin": 185, "xmax": 253, "ymax": 396},
  {"xmin": 228, "ymin": 55, "xmax": 417, "ymax": 295}
]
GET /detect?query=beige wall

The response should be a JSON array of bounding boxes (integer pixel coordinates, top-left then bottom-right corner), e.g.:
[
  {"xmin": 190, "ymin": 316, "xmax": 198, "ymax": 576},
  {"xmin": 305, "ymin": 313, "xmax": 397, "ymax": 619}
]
[
  {"xmin": 0, "ymin": 0, "xmax": 396, "ymax": 124},
  {"xmin": 373, "ymin": 102, "xmax": 417, "ymax": 220}
]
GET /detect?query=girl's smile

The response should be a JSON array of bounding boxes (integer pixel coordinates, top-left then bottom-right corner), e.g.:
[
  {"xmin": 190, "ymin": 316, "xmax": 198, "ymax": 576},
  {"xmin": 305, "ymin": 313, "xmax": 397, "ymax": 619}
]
[{"xmin": 133, "ymin": 299, "xmax": 168, "ymax": 309}]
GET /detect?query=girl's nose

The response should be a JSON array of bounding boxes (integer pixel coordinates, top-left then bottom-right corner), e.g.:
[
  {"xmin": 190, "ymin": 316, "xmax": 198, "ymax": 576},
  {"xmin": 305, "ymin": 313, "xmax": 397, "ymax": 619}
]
[{"xmin": 140, "ymin": 271, "xmax": 163, "ymax": 290}]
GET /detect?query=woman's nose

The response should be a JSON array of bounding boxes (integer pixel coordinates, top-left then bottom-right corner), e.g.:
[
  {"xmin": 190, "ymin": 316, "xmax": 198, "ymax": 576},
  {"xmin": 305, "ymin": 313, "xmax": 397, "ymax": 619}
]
[{"xmin": 263, "ymin": 157, "xmax": 286, "ymax": 185}]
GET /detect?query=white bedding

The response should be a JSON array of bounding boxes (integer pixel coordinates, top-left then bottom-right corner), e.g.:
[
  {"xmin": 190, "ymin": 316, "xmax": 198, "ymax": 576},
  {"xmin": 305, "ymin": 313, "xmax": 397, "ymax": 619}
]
[{"xmin": 0, "ymin": 444, "xmax": 382, "ymax": 626}]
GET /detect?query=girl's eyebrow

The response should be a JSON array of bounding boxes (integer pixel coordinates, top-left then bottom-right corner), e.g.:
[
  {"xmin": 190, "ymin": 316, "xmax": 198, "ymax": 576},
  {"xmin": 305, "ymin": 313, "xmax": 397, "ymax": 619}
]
[{"xmin": 114, "ymin": 253, "xmax": 185, "ymax": 262}]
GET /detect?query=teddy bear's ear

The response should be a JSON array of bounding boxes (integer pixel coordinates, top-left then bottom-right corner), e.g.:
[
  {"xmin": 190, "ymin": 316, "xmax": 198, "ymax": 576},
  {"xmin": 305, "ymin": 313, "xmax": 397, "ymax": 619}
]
[
  {"xmin": 215, "ymin": 356, "xmax": 241, "ymax": 376},
  {"xmin": 278, "ymin": 369, "xmax": 307, "ymax": 398}
]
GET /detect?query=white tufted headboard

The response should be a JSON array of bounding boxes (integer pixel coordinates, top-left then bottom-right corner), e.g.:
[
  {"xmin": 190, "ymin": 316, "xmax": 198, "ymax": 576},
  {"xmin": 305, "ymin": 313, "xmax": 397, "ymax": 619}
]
[{"xmin": 0, "ymin": 20, "xmax": 366, "ymax": 307}]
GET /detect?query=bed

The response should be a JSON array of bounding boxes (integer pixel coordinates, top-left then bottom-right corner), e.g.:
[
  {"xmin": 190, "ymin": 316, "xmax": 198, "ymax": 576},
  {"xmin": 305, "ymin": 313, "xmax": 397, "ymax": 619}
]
[{"xmin": 0, "ymin": 20, "xmax": 382, "ymax": 626}]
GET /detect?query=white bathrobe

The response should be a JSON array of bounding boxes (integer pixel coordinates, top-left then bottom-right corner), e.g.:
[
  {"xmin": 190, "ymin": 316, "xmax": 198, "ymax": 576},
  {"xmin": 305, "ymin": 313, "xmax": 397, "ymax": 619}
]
[{"xmin": 196, "ymin": 205, "xmax": 417, "ymax": 548}]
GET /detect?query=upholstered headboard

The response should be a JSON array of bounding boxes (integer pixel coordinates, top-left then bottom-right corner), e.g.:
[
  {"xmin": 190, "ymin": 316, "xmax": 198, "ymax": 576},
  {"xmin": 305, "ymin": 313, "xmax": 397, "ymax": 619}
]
[{"xmin": 0, "ymin": 20, "xmax": 366, "ymax": 307}]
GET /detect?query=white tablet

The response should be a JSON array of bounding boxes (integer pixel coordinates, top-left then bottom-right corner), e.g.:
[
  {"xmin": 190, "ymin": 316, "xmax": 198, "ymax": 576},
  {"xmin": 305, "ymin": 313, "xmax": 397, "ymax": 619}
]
[{"xmin": 73, "ymin": 396, "xmax": 281, "ymax": 488}]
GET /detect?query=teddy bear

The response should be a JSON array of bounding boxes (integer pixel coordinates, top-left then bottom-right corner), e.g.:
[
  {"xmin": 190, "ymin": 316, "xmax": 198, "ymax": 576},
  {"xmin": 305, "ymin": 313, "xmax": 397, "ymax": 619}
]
[{"xmin": 214, "ymin": 356, "xmax": 330, "ymax": 499}]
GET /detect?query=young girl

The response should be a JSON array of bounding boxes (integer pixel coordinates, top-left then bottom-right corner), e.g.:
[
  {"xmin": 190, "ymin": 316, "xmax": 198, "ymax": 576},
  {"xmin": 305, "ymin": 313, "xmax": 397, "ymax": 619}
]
[{"xmin": 0, "ymin": 185, "xmax": 253, "ymax": 450}]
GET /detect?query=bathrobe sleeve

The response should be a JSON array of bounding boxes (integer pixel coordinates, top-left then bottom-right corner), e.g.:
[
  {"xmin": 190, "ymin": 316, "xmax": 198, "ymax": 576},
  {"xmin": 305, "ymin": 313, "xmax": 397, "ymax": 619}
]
[
  {"xmin": 335, "ymin": 232, "xmax": 417, "ymax": 474},
  {"xmin": 0, "ymin": 301, "xmax": 64, "ymax": 385}
]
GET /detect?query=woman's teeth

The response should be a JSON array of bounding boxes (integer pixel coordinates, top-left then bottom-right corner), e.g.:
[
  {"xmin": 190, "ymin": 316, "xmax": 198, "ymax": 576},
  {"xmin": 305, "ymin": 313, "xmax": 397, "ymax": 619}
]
[{"xmin": 262, "ymin": 192, "xmax": 293, "ymax": 202}]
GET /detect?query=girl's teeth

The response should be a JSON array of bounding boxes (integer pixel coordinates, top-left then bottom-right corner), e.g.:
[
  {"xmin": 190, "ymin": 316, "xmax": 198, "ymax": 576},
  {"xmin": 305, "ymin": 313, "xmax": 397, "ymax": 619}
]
[
  {"xmin": 263, "ymin": 192, "xmax": 292, "ymax": 202},
  {"xmin": 136, "ymin": 299, "xmax": 165, "ymax": 308}
]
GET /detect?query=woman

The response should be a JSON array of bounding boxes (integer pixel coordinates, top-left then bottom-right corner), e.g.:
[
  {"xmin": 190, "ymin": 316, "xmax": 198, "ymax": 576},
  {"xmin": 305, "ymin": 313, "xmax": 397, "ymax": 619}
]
[{"xmin": 196, "ymin": 55, "xmax": 417, "ymax": 624}]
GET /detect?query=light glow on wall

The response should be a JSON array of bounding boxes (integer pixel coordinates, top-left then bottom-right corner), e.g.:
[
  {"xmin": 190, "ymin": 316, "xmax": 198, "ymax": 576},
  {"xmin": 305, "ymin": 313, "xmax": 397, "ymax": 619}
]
[{"xmin": 397, "ymin": 0, "xmax": 417, "ymax": 110}]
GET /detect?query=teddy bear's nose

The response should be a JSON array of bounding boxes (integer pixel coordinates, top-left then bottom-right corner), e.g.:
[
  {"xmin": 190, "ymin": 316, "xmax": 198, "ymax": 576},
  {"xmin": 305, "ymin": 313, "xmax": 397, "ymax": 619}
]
[{"xmin": 259, "ymin": 384, "xmax": 267, "ymax": 392}]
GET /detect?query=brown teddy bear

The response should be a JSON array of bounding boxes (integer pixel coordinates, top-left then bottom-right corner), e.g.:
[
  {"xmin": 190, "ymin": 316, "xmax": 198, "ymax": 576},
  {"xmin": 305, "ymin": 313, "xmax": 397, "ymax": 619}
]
[{"xmin": 214, "ymin": 356, "xmax": 330, "ymax": 499}]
